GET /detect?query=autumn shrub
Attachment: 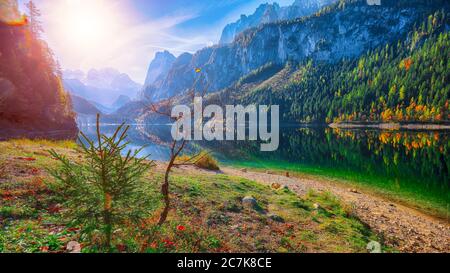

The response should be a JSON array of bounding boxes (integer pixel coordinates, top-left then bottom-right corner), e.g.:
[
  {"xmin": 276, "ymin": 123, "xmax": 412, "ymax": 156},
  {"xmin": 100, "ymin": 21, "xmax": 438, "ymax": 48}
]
[
  {"xmin": 49, "ymin": 115, "xmax": 154, "ymax": 251},
  {"xmin": 177, "ymin": 151, "xmax": 220, "ymax": 171},
  {"xmin": 195, "ymin": 152, "xmax": 220, "ymax": 171}
]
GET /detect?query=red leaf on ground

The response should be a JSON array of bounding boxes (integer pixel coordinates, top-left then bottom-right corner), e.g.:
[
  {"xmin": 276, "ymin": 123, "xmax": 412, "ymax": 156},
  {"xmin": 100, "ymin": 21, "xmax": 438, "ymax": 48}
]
[
  {"xmin": 177, "ymin": 225, "xmax": 186, "ymax": 231},
  {"xmin": 40, "ymin": 246, "xmax": 49, "ymax": 253},
  {"xmin": 67, "ymin": 227, "xmax": 80, "ymax": 233},
  {"xmin": 116, "ymin": 244, "xmax": 126, "ymax": 252}
]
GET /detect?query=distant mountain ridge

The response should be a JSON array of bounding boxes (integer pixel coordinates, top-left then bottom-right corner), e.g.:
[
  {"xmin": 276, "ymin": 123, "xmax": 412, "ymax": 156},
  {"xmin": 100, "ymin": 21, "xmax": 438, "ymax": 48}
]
[
  {"xmin": 70, "ymin": 94, "xmax": 102, "ymax": 116},
  {"xmin": 63, "ymin": 68, "xmax": 142, "ymax": 110},
  {"xmin": 112, "ymin": 95, "xmax": 131, "ymax": 110},
  {"xmin": 219, "ymin": 0, "xmax": 337, "ymax": 44}
]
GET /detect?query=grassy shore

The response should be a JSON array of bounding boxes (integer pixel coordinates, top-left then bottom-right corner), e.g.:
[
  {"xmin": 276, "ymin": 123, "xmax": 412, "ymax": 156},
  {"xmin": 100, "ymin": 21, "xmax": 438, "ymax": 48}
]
[
  {"xmin": 223, "ymin": 160, "xmax": 450, "ymax": 221},
  {"xmin": 0, "ymin": 139, "xmax": 389, "ymax": 253}
]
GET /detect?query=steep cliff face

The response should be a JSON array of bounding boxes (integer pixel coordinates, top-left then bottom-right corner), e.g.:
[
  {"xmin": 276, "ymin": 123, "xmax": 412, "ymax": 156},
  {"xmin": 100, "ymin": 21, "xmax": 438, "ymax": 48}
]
[
  {"xmin": 219, "ymin": 0, "xmax": 337, "ymax": 44},
  {"xmin": 142, "ymin": 52, "xmax": 195, "ymax": 102},
  {"xmin": 220, "ymin": 3, "xmax": 281, "ymax": 45},
  {"xmin": 145, "ymin": 0, "xmax": 447, "ymax": 102},
  {"xmin": 0, "ymin": 0, "xmax": 78, "ymax": 140},
  {"xmin": 144, "ymin": 51, "xmax": 176, "ymax": 87}
]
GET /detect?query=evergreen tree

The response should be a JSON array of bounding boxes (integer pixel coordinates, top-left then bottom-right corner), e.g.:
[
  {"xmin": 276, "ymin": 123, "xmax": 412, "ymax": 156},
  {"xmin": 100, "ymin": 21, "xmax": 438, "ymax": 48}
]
[{"xmin": 25, "ymin": 1, "xmax": 43, "ymax": 38}]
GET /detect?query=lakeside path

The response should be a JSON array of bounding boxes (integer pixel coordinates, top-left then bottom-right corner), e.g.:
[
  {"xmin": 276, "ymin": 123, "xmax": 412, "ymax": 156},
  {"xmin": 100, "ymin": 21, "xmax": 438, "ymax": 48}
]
[{"xmin": 218, "ymin": 167, "xmax": 450, "ymax": 253}]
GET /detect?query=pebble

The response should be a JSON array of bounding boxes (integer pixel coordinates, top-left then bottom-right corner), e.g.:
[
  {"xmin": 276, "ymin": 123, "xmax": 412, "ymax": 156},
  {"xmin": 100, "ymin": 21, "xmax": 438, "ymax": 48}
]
[{"xmin": 66, "ymin": 241, "xmax": 81, "ymax": 253}]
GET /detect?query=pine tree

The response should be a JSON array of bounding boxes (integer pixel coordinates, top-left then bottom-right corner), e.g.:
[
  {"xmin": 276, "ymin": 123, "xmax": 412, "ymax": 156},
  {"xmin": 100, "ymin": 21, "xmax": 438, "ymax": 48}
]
[{"xmin": 25, "ymin": 1, "xmax": 43, "ymax": 38}]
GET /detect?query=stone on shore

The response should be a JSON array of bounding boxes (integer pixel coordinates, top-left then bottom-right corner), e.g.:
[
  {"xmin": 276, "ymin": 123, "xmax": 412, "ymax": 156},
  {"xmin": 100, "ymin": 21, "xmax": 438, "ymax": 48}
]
[{"xmin": 242, "ymin": 196, "xmax": 257, "ymax": 208}]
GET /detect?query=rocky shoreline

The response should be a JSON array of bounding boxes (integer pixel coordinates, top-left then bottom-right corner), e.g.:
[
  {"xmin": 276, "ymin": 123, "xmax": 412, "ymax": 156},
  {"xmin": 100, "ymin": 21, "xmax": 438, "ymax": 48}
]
[{"xmin": 220, "ymin": 167, "xmax": 450, "ymax": 253}]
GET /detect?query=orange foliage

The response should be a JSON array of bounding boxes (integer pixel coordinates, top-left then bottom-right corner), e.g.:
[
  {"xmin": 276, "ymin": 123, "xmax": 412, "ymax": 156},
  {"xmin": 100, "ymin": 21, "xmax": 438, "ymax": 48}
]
[
  {"xmin": 381, "ymin": 109, "xmax": 394, "ymax": 122},
  {"xmin": 400, "ymin": 57, "xmax": 413, "ymax": 71},
  {"xmin": 333, "ymin": 129, "xmax": 441, "ymax": 153},
  {"xmin": 4, "ymin": 15, "xmax": 28, "ymax": 27},
  {"xmin": 404, "ymin": 58, "xmax": 413, "ymax": 71}
]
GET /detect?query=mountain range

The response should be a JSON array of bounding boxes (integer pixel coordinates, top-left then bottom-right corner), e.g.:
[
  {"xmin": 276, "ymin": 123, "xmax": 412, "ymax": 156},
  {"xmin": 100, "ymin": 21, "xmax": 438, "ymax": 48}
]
[
  {"xmin": 63, "ymin": 68, "xmax": 141, "ymax": 112},
  {"xmin": 219, "ymin": 0, "xmax": 337, "ymax": 44},
  {"xmin": 140, "ymin": 0, "xmax": 447, "ymax": 101},
  {"xmin": 106, "ymin": 0, "xmax": 450, "ymax": 126}
]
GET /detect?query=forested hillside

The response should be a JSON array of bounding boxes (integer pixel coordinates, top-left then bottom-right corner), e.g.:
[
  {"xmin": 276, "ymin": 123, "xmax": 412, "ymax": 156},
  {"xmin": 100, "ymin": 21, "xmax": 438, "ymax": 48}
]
[
  {"xmin": 0, "ymin": 0, "xmax": 77, "ymax": 139},
  {"xmin": 218, "ymin": 10, "xmax": 449, "ymax": 124}
]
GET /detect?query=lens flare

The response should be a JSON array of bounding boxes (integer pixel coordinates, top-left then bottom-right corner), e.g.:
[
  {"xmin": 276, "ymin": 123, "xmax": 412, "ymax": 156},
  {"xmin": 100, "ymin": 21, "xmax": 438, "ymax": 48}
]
[{"xmin": 51, "ymin": 0, "xmax": 120, "ymax": 49}]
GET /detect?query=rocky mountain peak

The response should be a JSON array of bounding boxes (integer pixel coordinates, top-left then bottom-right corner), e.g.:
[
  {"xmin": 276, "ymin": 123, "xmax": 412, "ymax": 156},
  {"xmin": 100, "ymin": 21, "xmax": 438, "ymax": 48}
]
[
  {"xmin": 219, "ymin": 0, "xmax": 337, "ymax": 44},
  {"xmin": 144, "ymin": 50, "xmax": 176, "ymax": 87}
]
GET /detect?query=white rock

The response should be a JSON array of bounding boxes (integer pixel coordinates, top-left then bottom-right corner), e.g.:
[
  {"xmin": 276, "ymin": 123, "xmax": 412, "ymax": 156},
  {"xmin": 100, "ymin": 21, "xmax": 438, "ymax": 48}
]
[{"xmin": 67, "ymin": 241, "xmax": 82, "ymax": 253}]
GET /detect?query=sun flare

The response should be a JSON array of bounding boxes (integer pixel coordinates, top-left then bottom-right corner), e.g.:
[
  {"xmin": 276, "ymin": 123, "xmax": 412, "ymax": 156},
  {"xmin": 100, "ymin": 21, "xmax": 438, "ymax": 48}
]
[
  {"xmin": 52, "ymin": 0, "xmax": 119, "ymax": 49},
  {"xmin": 66, "ymin": 10, "xmax": 105, "ymax": 45}
]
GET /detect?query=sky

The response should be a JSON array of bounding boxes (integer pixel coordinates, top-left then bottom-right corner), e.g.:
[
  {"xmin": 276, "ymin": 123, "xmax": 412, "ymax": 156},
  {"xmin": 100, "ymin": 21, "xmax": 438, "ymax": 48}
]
[{"xmin": 18, "ymin": 0, "xmax": 295, "ymax": 83}]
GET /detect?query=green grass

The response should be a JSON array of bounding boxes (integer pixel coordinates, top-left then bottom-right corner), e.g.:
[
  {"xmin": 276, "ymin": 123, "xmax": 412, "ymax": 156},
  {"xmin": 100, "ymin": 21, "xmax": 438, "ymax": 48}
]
[
  {"xmin": 223, "ymin": 159, "xmax": 450, "ymax": 221},
  {"xmin": 7, "ymin": 138, "xmax": 78, "ymax": 149},
  {"xmin": 0, "ymin": 139, "xmax": 389, "ymax": 253}
]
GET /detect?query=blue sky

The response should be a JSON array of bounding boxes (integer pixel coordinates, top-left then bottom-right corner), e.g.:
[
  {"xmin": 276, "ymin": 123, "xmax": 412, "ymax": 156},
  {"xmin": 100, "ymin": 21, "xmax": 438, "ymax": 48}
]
[{"xmin": 18, "ymin": 0, "xmax": 294, "ymax": 83}]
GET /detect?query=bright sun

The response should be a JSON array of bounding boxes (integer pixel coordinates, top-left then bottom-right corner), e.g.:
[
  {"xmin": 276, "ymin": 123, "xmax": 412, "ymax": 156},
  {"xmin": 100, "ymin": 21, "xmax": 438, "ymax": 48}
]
[
  {"xmin": 53, "ymin": 0, "xmax": 119, "ymax": 49},
  {"xmin": 66, "ymin": 10, "xmax": 105, "ymax": 45}
]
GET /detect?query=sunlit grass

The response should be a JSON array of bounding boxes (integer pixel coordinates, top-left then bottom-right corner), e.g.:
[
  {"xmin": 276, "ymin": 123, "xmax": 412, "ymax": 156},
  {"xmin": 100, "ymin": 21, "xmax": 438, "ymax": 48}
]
[
  {"xmin": 0, "ymin": 140, "xmax": 386, "ymax": 253},
  {"xmin": 224, "ymin": 160, "xmax": 450, "ymax": 221},
  {"xmin": 7, "ymin": 139, "xmax": 78, "ymax": 149}
]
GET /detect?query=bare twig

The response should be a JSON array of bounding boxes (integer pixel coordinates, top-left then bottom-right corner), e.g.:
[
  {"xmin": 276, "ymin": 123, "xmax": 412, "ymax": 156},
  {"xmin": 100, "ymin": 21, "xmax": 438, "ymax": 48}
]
[{"xmin": 143, "ymin": 69, "xmax": 209, "ymax": 225}]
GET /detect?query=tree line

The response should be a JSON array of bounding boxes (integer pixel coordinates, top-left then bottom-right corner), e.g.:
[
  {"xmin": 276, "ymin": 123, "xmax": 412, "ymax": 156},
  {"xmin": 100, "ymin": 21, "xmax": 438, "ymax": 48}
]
[{"xmin": 0, "ymin": 0, "xmax": 76, "ymax": 133}]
